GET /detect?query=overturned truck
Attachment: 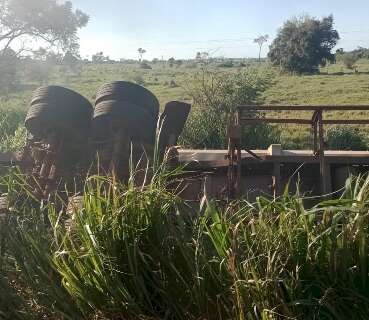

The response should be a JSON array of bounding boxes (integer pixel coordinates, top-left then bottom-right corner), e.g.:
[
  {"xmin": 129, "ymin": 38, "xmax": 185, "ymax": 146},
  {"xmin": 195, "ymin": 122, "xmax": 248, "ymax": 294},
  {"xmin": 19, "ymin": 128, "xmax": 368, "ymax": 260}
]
[{"xmin": 3, "ymin": 82, "xmax": 369, "ymax": 208}]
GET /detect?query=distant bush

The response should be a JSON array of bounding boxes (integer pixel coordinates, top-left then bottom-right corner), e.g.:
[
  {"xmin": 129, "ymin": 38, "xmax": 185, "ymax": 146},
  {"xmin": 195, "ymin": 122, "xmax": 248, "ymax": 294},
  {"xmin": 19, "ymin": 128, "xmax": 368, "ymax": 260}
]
[
  {"xmin": 139, "ymin": 62, "xmax": 152, "ymax": 69},
  {"xmin": 327, "ymin": 127, "xmax": 367, "ymax": 150},
  {"xmin": 339, "ymin": 47, "xmax": 369, "ymax": 61},
  {"xmin": 217, "ymin": 61, "xmax": 234, "ymax": 68},
  {"xmin": 169, "ymin": 79, "xmax": 178, "ymax": 88},
  {"xmin": 342, "ymin": 53, "xmax": 359, "ymax": 70}
]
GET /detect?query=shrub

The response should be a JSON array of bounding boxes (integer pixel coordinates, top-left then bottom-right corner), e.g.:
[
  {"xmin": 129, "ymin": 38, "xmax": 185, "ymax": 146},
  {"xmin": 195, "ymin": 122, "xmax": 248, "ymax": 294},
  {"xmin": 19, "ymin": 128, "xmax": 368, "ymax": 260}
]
[
  {"xmin": 342, "ymin": 53, "xmax": 359, "ymax": 70},
  {"xmin": 169, "ymin": 79, "xmax": 178, "ymax": 88},
  {"xmin": 327, "ymin": 126, "xmax": 367, "ymax": 150},
  {"xmin": 180, "ymin": 67, "xmax": 279, "ymax": 149},
  {"xmin": 180, "ymin": 108, "xmax": 280, "ymax": 149},
  {"xmin": 217, "ymin": 61, "xmax": 234, "ymax": 68}
]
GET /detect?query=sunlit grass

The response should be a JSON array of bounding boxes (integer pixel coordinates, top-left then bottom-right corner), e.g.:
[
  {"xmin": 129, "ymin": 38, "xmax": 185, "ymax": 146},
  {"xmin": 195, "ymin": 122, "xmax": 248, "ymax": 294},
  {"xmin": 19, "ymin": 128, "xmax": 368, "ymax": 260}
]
[{"xmin": 2, "ymin": 164, "xmax": 369, "ymax": 318}]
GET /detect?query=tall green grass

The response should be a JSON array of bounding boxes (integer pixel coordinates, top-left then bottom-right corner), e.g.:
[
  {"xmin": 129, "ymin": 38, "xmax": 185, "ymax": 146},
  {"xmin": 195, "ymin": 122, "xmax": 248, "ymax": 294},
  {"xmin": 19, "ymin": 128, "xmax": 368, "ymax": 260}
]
[
  {"xmin": 0, "ymin": 109, "xmax": 26, "ymax": 152},
  {"xmin": 2, "ymin": 167, "xmax": 369, "ymax": 318}
]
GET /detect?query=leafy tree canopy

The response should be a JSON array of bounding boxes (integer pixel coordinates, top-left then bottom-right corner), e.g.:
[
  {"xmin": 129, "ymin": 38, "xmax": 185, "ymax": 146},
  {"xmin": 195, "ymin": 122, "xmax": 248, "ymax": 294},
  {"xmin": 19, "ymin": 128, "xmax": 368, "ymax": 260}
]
[
  {"xmin": 0, "ymin": 0, "xmax": 89, "ymax": 56},
  {"xmin": 268, "ymin": 15, "xmax": 339, "ymax": 73}
]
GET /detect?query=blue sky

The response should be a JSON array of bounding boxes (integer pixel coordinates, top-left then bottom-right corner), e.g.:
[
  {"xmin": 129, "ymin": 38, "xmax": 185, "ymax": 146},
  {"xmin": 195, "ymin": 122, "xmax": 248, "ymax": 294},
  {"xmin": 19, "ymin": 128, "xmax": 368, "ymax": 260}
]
[{"xmin": 72, "ymin": 0, "xmax": 369, "ymax": 60}]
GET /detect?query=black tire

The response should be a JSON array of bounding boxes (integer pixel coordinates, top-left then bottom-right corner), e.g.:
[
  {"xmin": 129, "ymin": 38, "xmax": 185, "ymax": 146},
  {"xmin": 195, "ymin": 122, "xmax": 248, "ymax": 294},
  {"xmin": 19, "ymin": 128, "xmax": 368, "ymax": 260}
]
[
  {"xmin": 25, "ymin": 86, "xmax": 93, "ymax": 140},
  {"xmin": 30, "ymin": 86, "xmax": 92, "ymax": 114},
  {"xmin": 95, "ymin": 81, "xmax": 159, "ymax": 117},
  {"xmin": 92, "ymin": 100, "xmax": 157, "ymax": 143}
]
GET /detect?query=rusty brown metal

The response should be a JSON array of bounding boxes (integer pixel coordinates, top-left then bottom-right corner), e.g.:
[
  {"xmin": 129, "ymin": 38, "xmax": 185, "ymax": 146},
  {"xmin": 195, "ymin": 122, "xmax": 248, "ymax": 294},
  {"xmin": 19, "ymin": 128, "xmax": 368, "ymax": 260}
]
[
  {"xmin": 228, "ymin": 105, "xmax": 369, "ymax": 198},
  {"xmin": 322, "ymin": 119, "xmax": 369, "ymax": 124},
  {"xmin": 238, "ymin": 105, "xmax": 369, "ymax": 111},
  {"xmin": 240, "ymin": 118, "xmax": 313, "ymax": 124},
  {"xmin": 312, "ymin": 111, "xmax": 319, "ymax": 155},
  {"xmin": 317, "ymin": 110, "xmax": 327, "ymax": 194}
]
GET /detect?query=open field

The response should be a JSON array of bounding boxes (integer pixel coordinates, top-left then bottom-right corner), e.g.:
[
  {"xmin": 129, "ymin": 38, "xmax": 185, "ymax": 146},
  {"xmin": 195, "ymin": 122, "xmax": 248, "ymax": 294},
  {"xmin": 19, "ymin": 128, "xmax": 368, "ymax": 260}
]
[
  {"xmin": 263, "ymin": 60, "xmax": 369, "ymax": 147},
  {"xmin": 2, "ymin": 59, "xmax": 369, "ymax": 150},
  {"xmin": 3, "ymin": 60, "xmax": 369, "ymax": 109}
]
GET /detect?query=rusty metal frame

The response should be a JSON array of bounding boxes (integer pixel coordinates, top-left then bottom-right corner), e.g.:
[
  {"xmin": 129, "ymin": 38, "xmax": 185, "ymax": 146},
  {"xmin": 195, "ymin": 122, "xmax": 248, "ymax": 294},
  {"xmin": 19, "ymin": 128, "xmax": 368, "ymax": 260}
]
[{"xmin": 228, "ymin": 105, "xmax": 369, "ymax": 197}]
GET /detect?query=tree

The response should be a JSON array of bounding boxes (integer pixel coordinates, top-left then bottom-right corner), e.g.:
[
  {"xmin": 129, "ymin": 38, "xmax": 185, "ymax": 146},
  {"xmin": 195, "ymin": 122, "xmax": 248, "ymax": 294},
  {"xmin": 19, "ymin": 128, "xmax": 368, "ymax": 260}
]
[
  {"xmin": 254, "ymin": 34, "xmax": 268, "ymax": 62},
  {"xmin": 0, "ymin": 47, "xmax": 18, "ymax": 90},
  {"xmin": 350, "ymin": 46, "xmax": 369, "ymax": 59},
  {"xmin": 201, "ymin": 51, "xmax": 209, "ymax": 60},
  {"xmin": 63, "ymin": 51, "xmax": 79, "ymax": 66},
  {"xmin": 92, "ymin": 51, "xmax": 109, "ymax": 63},
  {"xmin": 45, "ymin": 51, "xmax": 63, "ymax": 64},
  {"xmin": 137, "ymin": 48, "xmax": 146, "ymax": 61},
  {"xmin": 32, "ymin": 47, "xmax": 48, "ymax": 61},
  {"xmin": 168, "ymin": 57, "xmax": 175, "ymax": 67},
  {"xmin": 175, "ymin": 59, "xmax": 183, "ymax": 67},
  {"xmin": 195, "ymin": 51, "xmax": 210, "ymax": 64},
  {"xmin": 0, "ymin": 0, "xmax": 89, "ymax": 56},
  {"xmin": 0, "ymin": 0, "xmax": 88, "ymax": 92},
  {"xmin": 268, "ymin": 15, "xmax": 339, "ymax": 73},
  {"xmin": 336, "ymin": 48, "xmax": 344, "ymax": 55}
]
